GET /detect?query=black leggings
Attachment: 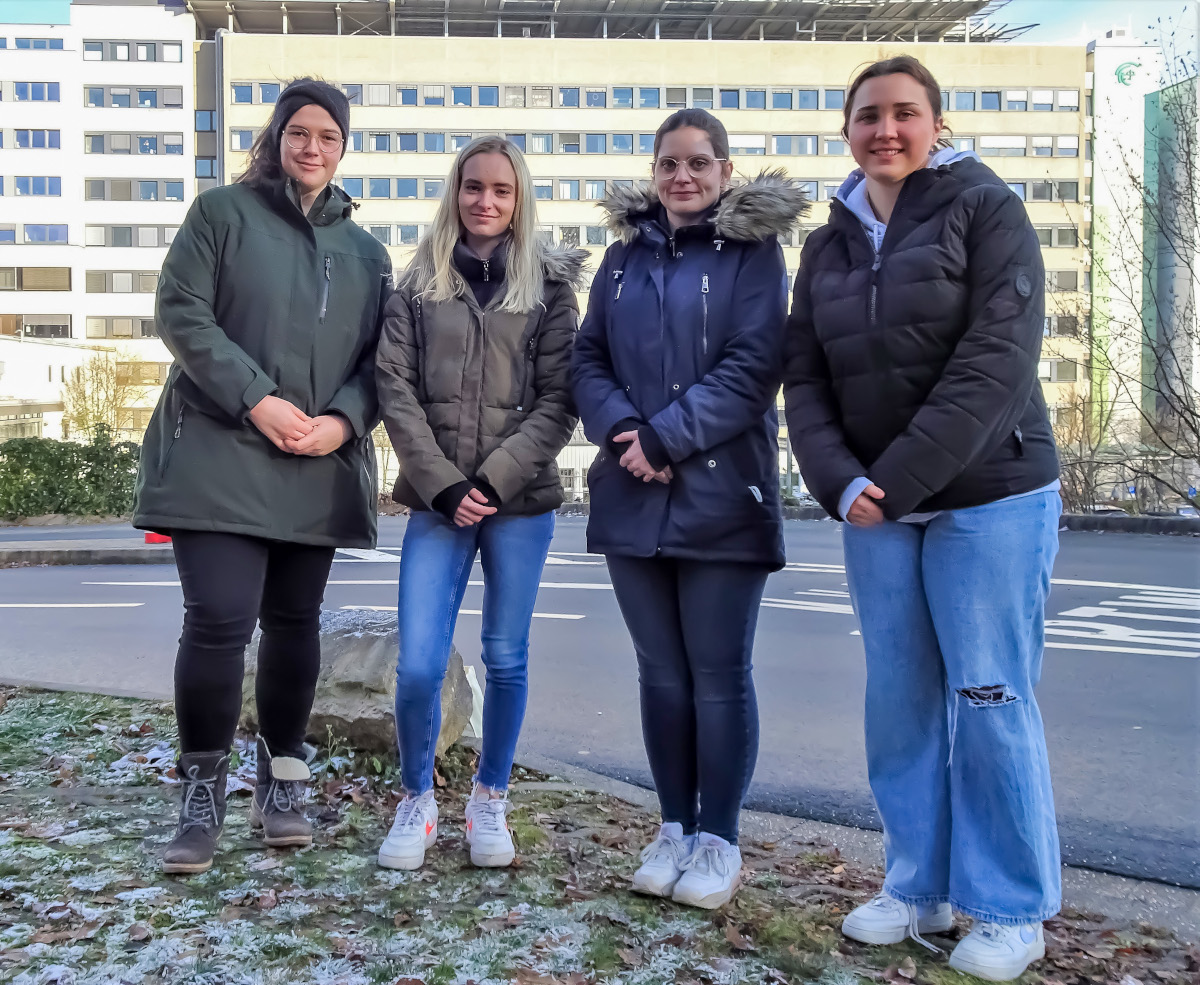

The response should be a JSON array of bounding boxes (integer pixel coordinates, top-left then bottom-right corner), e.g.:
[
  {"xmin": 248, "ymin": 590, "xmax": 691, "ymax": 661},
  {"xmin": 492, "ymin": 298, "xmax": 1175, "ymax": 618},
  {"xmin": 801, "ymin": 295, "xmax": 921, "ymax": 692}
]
[
  {"xmin": 172, "ymin": 530, "xmax": 335, "ymax": 755},
  {"xmin": 605, "ymin": 555, "xmax": 770, "ymax": 843}
]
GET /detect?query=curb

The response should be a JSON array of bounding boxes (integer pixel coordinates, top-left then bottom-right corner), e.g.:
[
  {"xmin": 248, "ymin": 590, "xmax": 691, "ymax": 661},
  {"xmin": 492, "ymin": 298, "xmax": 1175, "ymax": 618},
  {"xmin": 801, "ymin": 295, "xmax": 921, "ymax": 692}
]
[
  {"xmin": 1060, "ymin": 513, "xmax": 1200, "ymax": 535},
  {"xmin": 558, "ymin": 503, "xmax": 831, "ymax": 521},
  {"xmin": 0, "ymin": 546, "xmax": 173, "ymax": 566}
]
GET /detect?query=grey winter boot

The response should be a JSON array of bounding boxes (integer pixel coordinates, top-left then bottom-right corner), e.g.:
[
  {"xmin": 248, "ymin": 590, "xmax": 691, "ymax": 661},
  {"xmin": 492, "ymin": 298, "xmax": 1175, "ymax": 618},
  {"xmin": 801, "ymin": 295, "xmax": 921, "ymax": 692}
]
[
  {"xmin": 163, "ymin": 751, "xmax": 229, "ymax": 875},
  {"xmin": 249, "ymin": 736, "xmax": 313, "ymax": 848}
]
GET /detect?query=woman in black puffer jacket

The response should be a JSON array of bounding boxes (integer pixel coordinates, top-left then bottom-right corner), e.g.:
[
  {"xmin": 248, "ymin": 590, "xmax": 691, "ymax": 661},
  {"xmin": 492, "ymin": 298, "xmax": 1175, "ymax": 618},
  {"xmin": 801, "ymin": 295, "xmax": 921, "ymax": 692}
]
[{"xmin": 783, "ymin": 56, "xmax": 1061, "ymax": 982}]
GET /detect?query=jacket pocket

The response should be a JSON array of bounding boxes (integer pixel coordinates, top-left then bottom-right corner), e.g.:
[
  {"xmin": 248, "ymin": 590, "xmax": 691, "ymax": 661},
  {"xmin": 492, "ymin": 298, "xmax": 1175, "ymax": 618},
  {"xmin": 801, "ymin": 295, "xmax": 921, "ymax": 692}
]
[
  {"xmin": 160, "ymin": 406, "xmax": 185, "ymax": 480},
  {"xmin": 517, "ymin": 318, "xmax": 540, "ymax": 411},
  {"xmin": 413, "ymin": 294, "xmax": 429, "ymax": 404}
]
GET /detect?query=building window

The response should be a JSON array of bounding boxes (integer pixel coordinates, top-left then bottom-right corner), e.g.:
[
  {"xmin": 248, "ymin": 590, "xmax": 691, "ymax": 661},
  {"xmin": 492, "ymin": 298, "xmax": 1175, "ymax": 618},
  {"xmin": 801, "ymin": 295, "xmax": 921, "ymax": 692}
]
[
  {"xmin": 1007, "ymin": 182, "xmax": 1026, "ymax": 200},
  {"xmin": 452, "ymin": 86, "xmax": 472, "ymax": 106},
  {"xmin": 231, "ymin": 129, "xmax": 254, "ymax": 151},
  {"xmin": 639, "ymin": 87, "xmax": 660, "ymax": 109},
  {"xmin": 585, "ymin": 180, "xmax": 606, "ymax": 200},
  {"xmin": 16, "ymin": 130, "xmax": 61, "ymax": 149},
  {"xmin": 1058, "ymin": 89, "xmax": 1080, "ymax": 111},
  {"xmin": 979, "ymin": 135, "xmax": 1026, "ymax": 157},
  {"xmin": 17, "ymin": 82, "xmax": 60, "ymax": 102},
  {"xmin": 396, "ymin": 132, "xmax": 417, "ymax": 152},
  {"xmin": 746, "ymin": 89, "xmax": 766, "ymax": 109},
  {"xmin": 259, "ymin": 83, "xmax": 279, "ymax": 104},
  {"xmin": 666, "ymin": 87, "xmax": 686, "ymax": 108},
  {"xmin": 506, "ymin": 133, "xmax": 526, "ymax": 152},
  {"xmin": 164, "ymin": 43, "xmax": 182, "ymax": 62},
  {"xmin": 232, "ymin": 84, "xmax": 253, "ymax": 104},
  {"xmin": 399, "ymin": 224, "xmax": 419, "ymax": 245},
  {"xmin": 15, "ymin": 177, "xmax": 61, "ymax": 196},
  {"xmin": 138, "ymin": 135, "xmax": 158, "ymax": 155},
  {"xmin": 369, "ymin": 226, "xmax": 391, "ymax": 246},
  {"xmin": 423, "ymin": 179, "xmax": 443, "ymax": 198},
  {"xmin": 1030, "ymin": 181, "xmax": 1053, "ymax": 202},
  {"xmin": 730, "ymin": 135, "xmax": 766, "ymax": 155},
  {"xmin": 824, "ymin": 138, "xmax": 848, "ymax": 156},
  {"xmin": 195, "ymin": 111, "xmax": 215, "ymax": 132},
  {"xmin": 367, "ymin": 83, "xmax": 390, "ymax": 105},
  {"xmin": 952, "ymin": 137, "xmax": 975, "ymax": 151},
  {"xmin": 24, "ymin": 225, "xmax": 68, "ymax": 244},
  {"xmin": 1056, "ymin": 180, "xmax": 1079, "ymax": 202},
  {"xmin": 955, "ymin": 91, "xmax": 976, "ymax": 112},
  {"xmin": 396, "ymin": 178, "xmax": 417, "ymax": 198},
  {"xmin": 424, "ymin": 132, "xmax": 445, "ymax": 153},
  {"xmin": 504, "ymin": 86, "xmax": 525, "ymax": 108},
  {"xmin": 530, "ymin": 133, "xmax": 552, "ymax": 154},
  {"xmin": 422, "ymin": 85, "xmax": 444, "ymax": 106},
  {"xmin": 1005, "ymin": 90, "xmax": 1028, "ymax": 111},
  {"xmin": 110, "ymin": 88, "xmax": 132, "ymax": 108},
  {"xmin": 796, "ymin": 89, "xmax": 818, "ymax": 110},
  {"xmin": 772, "ymin": 90, "xmax": 793, "ymax": 110},
  {"xmin": 720, "ymin": 89, "xmax": 739, "ymax": 109},
  {"xmin": 87, "ymin": 87, "xmax": 104, "ymax": 107},
  {"xmin": 451, "ymin": 134, "xmax": 470, "ymax": 151},
  {"xmin": 823, "ymin": 89, "xmax": 845, "ymax": 110},
  {"xmin": 112, "ymin": 43, "xmax": 129, "ymax": 60},
  {"xmin": 344, "ymin": 84, "xmax": 363, "ymax": 105},
  {"xmin": 612, "ymin": 87, "xmax": 633, "ymax": 108},
  {"xmin": 196, "ymin": 157, "xmax": 216, "ymax": 178},
  {"xmin": 530, "ymin": 87, "xmax": 552, "ymax": 108},
  {"xmin": 1057, "ymin": 135, "xmax": 1079, "ymax": 157},
  {"xmin": 137, "ymin": 227, "xmax": 159, "ymax": 247},
  {"xmin": 138, "ymin": 180, "xmax": 158, "ymax": 201},
  {"xmin": 84, "ymin": 41, "xmax": 102, "ymax": 60},
  {"xmin": 585, "ymin": 133, "xmax": 605, "ymax": 154},
  {"xmin": 165, "ymin": 181, "xmax": 183, "ymax": 202},
  {"xmin": 370, "ymin": 132, "xmax": 391, "ymax": 152},
  {"xmin": 479, "ymin": 86, "xmax": 499, "ymax": 107},
  {"xmin": 691, "ymin": 87, "xmax": 713, "ymax": 109},
  {"xmin": 980, "ymin": 91, "xmax": 1001, "ymax": 111},
  {"xmin": 611, "ymin": 133, "xmax": 633, "ymax": 154},
  {"xmin": 559, "ymin": 87, "xmax": 579, "ymax": 107},
  {"xmin": 398, "ymin": 86, "xmax": 417, "ymax": 105},
  {"xmin": 585, "ymin": 88, "xmax": 606, "ymax": 108},
  {"xmin": 559, "ymin": 133, "xmax": 580, "ymax": 154},
  {"xmin": 1032, "ymin": 89, "xmax": 1053, "ymax": 111},
  {"xmin": 137, "ymin": 88, "xmax": 157, "ymax": 108},
  {"xmin": 1032, "ymin": 136, "xmax": 1053, "ymax": 157},
  {"xmin": 559, "ymin": 179, "xmax": 580, "ymax": 200},
  {"xmin": 1047, "ymin": 270, "xmax": 1078, "ymax": 292},
  {"xmin": 774, "ymin": 135, "xmax": 817, "ymax": 155},
  {"xmin": 533, "ymin": 180, "xmax": 552, "ymax": 200},
  {"xmin": 368, "ymin": 178, "xmax": 391, "ymax": 198},
  {"xmin": 638, "ymin": 133, "xmax": 655, "ymax": 154},
  {"xmin": 340, "ymin": 178, "xmax": 363, "ymax": 198}
]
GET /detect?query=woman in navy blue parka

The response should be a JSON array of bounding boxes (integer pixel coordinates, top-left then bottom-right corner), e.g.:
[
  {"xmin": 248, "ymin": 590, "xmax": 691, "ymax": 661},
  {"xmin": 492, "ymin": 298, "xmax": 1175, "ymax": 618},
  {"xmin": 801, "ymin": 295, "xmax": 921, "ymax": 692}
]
[{"xmin": 572, "ymin": 109, "xmax": 807, "ymax": 910}]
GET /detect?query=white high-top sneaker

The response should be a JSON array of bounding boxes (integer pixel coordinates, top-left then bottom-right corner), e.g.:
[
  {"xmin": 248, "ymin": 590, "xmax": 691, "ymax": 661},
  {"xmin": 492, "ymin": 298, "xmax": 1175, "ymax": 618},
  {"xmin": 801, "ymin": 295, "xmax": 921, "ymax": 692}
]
[
  {"xmin": 377, "ymin": 791, "xmax": 438, "ymax": 870},
  {"xmin": 671, "ymin": 832, "xmax": 742, "ymax": 909},
  {"xmin": 464, "ymin": 788, "xmax": 515, "ymax": 867},
  {"xmin": 631, "ymin": 822, "xmax": 695, "ymax": 897},
  {"xmin": 841, "ymin": 892, "xmax": 954, "ymax": 946},
  {"xmin": 949, "ymin": 921, "xmax": 1045, "ymax": 981}
]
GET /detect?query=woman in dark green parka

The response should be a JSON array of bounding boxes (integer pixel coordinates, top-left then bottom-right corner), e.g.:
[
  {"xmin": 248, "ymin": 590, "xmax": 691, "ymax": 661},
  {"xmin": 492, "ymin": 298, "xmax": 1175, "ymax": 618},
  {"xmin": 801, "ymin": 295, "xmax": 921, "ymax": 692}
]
[{"xmin": 132, "ymin": 78, "xmax": 392, "ymax": 876}]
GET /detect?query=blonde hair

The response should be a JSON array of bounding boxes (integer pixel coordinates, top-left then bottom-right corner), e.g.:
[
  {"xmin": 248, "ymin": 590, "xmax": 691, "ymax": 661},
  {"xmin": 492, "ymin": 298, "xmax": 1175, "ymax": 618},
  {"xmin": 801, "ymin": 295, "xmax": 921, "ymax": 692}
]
[{"xmin": 402, "ymin": 136, "xmax": 544, "ymax": 313}]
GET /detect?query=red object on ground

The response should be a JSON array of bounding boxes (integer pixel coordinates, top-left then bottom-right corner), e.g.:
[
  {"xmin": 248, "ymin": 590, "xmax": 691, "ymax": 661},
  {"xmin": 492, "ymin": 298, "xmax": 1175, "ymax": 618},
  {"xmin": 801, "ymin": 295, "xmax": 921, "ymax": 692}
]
[{"xmin": 144, "ymin": 532, "xmax": 172, "ymax": 544}]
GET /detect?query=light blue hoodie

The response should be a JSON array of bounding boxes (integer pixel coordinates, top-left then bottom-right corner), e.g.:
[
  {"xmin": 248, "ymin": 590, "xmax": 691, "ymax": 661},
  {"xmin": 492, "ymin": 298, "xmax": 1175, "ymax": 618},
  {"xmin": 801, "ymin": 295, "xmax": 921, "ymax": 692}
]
[{"xmin": 831, "ymin": 147, "xmax": 1058, "ymax": 523}]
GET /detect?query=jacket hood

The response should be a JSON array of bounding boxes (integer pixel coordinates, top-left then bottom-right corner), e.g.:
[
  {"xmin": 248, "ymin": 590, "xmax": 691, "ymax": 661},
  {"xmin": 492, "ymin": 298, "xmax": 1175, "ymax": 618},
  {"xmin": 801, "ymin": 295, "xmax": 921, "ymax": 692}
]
[
  {"xmin": 601, "ymin": 169, "xmax": 810, "ymax": 244},
  {"xmin": 539, "ymin": 239, "xmax": 590, "ymax": 289}
]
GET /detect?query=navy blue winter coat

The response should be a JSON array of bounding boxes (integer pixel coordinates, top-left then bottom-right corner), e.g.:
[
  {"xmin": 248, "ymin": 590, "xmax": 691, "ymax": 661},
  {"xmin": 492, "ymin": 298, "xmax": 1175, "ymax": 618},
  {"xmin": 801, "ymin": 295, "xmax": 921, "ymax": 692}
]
[{"xmin": 572, "ymin": 172, "xmax": 809, "ymax": 569}]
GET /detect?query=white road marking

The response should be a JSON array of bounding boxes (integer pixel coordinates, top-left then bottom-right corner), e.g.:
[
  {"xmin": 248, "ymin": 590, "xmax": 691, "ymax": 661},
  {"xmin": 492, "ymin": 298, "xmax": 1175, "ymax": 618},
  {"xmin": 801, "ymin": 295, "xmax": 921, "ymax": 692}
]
[
  {"xmin": 84, "ymin": 581, "xmax": 181, "ymax": 586},
  {"xmin": 339, "ymin": 605, "xmax": 584, "ymax": 620},
  {"xmin": 1058, "ymin": 606, "xmax": 1200, "ymax": 626},
  {"xmin": 0, "ymin": 602, "xmax": 144, "ymax": 608},
  {"xmin": 762, "ymin": 597, "xmax": 855, "ymax": 614},
  {"xmin": 1051, "ymin": 578, "xmax": 1200, "ymax": 593},
  {"xmin": 1046, "ymin": 641, "xmax": 1196, "ymax": 658},
  {"xmin": 336, "ymin": 548, "xmax": 401, "ymax": 562}
]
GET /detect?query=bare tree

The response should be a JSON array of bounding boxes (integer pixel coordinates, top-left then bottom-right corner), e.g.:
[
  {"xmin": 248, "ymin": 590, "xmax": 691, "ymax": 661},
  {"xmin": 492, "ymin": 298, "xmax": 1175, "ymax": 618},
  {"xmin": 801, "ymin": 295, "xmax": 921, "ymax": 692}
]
[{"xmin": 61, "ymin": 354, "xmax": 147, "ymax": 441}]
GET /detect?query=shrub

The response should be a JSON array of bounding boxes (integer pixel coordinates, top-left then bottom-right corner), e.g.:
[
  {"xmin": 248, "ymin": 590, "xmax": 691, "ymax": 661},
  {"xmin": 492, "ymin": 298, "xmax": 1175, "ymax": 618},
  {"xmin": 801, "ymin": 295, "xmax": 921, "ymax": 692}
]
[{"xmin": 0, "ymin": 425, "xmax": 140, "ymax": 520}]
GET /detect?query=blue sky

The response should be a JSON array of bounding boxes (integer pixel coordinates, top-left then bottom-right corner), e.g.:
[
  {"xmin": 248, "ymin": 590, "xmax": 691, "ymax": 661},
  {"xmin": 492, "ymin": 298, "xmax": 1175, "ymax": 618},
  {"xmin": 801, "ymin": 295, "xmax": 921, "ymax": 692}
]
[{"xmin": 996, "ymin": 0, "xmax": 1198, "ymax": 47}]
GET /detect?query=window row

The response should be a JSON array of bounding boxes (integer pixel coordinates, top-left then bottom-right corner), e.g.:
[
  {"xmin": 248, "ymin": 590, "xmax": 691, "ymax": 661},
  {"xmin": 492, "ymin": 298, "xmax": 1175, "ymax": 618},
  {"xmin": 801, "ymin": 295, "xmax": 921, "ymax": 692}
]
[
  {"xmin": 1034, "ymin": 226, "xmax": 1081, "ymax": 248},
  {"xmin": 85, "ymin": 132, "xmax": 185, "ymax": 155},
  {"xmin": 1038, "ymin": 358, "xmax": 1079, "ymax": 383},
  {"xmin": 0, "ymin": 314, "xmax": 70, "ymax": 339},
  {"xmin": 1046, "ymin": 270, "xmax": 1088, "ymax": 293},
  {"xmin": 85, "ymin": 86, "xmax": 184, "ymax": 109},
  {"xmin": 10, "ymin": 130, "xmax": 61, "ymax": 149},
  {"xmin": 85, "ymin": 270, "xmax": 160, "ymax": 293},
  {"xmin": 6, "ymin": 38, "xmax": 65, "ymax": 50},
  {"xmin": 232, "ymin": 82, "xmax": 1081, "ymax": 114},
  {"xmin": 0, "ymin": 267, "xmax": 71, "ymax": 291},
  {"xmin": 86, "ymin": 316, "xmax": 158, "ymax": 339},
  {"xmin": 83, "ymin": 40, "xmax": 183, "ymax": 62},
  {"xmin": 12, "ymin": 82, "xmax": 60, "ymax": 102},
  {"xmin": 1006, "ymin": 179, "xmax": 1083, "ymax": 203},
  {"xmin": 86, "ymin": 178, "xmax": 186, "ymax": 202},
  {"xmin": 84, "ymin": 225, "xmax": 179, "ymax": 248},
  {"xmin": 0, "ymin": 224, "xmax": 68, "ymax": 245},
  {"xmin": 1044, "ymin": 314, "xmax": 1082, "ymax": 338},
  {"xmin": 3, "ymin": 176, "xmax": 62, "ymax": 197},
  {"xmin": 961, "ymin": 134, "xmax": 1080, "ymax": 158}
]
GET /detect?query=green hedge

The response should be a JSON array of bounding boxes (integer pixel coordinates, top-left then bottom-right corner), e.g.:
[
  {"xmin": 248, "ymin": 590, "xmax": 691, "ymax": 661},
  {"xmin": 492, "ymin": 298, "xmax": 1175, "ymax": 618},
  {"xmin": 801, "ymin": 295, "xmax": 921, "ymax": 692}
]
[{"xmin": 0, "ymin": 426, "xmax": 140, "ymax": 520}]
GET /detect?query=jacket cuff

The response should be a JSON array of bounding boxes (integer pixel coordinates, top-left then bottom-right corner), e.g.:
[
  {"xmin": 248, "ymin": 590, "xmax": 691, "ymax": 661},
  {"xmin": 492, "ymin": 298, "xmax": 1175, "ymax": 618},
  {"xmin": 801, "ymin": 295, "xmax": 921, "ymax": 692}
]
[
  {"xmin": 473, "ymin": 479, "xmax": 502, "ymax": 509},
  {"xmin": 432, "ymin": 479, "xmax": 475, "ymax": 521},
  {"xmin": 606, "ymin": 418, "xmax": 642, "ymax": 456},
  {"xmin": 638, "ymin": 425, "xmax": 671, "ymax": 472},
  {"xmin": 838, "ymin": 477, "xmax": 873, "ymax": 522},
  {"xmin": 241, "ymin": 373, "xmax": 279, "ymax": 422}
]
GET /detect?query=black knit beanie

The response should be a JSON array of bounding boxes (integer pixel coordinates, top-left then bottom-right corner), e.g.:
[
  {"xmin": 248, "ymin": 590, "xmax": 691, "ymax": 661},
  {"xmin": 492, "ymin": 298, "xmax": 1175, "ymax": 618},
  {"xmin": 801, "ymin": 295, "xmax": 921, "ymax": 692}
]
[{"xmin": 274, "ymin": 78, "xmax": 351, "ymax": 159}]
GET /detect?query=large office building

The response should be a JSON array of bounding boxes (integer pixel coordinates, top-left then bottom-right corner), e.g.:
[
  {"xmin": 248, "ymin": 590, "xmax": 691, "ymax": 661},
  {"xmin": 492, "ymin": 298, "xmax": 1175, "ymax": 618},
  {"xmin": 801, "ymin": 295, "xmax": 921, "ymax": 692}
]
[{"xmin": 3, "ymin": 0, "xmax": 1096, "ymax": 498}]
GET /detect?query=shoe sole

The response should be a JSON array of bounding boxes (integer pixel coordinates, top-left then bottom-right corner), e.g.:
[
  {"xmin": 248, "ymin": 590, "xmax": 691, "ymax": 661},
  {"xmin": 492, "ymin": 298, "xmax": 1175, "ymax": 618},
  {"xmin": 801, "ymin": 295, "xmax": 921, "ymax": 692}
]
[
  {"xmin": 841, "ymin": 916, "xmax": 955, "ymax": 946},
  {"xmin": 163, "ymin": 859, "xmax": 213, "ymax": 875},
  {"xmin": 948, "ymin": 941, "xmax": 1045, "ymax": 982},
  {"xmin": 631, "ymin": 875, "xmax": 680, "ymax": 898},
  {"xmin": 378, "ymin": 826, "xmax": 437, "ymax": 870},
  {"xmin": 249, "ymin": 806, "xmax": 313, "ymax": 848},
  {"xmin": 469, "ymin": 846, "xmax": 515, "ymax": 867},
  {"xmin": 672, "ymin": 871, "xmax": 742, "ymax": 910}
]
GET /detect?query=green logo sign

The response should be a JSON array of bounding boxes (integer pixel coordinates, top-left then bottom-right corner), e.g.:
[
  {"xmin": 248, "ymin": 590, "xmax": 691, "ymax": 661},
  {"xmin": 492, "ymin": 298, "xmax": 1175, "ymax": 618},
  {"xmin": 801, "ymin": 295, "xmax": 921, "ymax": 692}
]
[{"xmin": 1115, "ymin": 61, "xmax": 1141, "ymax": 85}]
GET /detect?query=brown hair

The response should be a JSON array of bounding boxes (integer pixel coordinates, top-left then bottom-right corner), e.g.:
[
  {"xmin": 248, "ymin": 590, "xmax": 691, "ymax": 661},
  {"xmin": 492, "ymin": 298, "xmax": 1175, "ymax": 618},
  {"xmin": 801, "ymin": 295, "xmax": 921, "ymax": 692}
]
[
  {"xmin": 841, "ymin": 55, "xmax": 949, "ymax": 145},
  {"xmin": 651, "ymin": 108, "xmax": 731, "ymax": 160},
  {"xmin": 237, "ymin": 77, "xmax": 349, "ymax": 189}
]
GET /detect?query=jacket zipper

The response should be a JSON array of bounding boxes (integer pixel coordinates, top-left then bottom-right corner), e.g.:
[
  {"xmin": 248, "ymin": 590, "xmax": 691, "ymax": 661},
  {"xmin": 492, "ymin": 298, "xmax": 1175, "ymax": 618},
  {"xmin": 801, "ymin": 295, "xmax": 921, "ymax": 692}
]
[
  {"xmin": 482, "ymin": 258, "xmax": 490, "ymax": 282},
  {"xmin": 517, "ymin": 334, "xmax": 536, "ymax": 411},
  {"xmin": 701, "ymin": 273, "xmax": 710, "ymax": 354},
  {"xmin": 173, "ymin": 407, "xmax": 184, "ymax": 439},
  {"xmin": 319, "ymin": 255, "xmax": 331, "ymax": 322},
  {"xmin": 613, "ymin": 268, "xmax": 624, "ymax": 300}
]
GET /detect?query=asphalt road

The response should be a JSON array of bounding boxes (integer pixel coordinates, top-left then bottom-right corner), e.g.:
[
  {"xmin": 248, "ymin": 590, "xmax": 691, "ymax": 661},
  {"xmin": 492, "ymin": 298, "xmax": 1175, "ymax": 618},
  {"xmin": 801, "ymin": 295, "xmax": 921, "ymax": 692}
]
[{"xmin": 1, "ymin": 517, "xmax": 1197, "ymax": 888}]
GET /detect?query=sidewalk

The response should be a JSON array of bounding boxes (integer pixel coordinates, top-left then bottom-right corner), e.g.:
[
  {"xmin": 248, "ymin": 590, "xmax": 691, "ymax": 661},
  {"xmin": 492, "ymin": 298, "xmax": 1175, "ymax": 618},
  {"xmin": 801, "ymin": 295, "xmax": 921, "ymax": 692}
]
[{"xmin": 0, "ymin": 687, "xmax": 1196, "ymax": 985}]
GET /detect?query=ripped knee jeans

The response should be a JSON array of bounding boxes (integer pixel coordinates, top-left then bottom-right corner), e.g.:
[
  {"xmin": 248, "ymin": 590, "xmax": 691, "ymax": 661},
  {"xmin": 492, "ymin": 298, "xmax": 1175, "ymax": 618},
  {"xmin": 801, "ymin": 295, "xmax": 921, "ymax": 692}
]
[{"xmin": 842, "ymin": 490, "xmax": 1063, "ymax": 925}]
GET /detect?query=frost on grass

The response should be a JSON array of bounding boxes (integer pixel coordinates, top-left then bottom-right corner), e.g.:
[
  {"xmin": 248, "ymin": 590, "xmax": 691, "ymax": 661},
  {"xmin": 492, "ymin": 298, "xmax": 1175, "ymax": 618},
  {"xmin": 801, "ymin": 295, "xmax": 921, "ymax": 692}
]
[{"xmin": 1, "ymin": 687, "xmax": 1194, "ymax": 985}]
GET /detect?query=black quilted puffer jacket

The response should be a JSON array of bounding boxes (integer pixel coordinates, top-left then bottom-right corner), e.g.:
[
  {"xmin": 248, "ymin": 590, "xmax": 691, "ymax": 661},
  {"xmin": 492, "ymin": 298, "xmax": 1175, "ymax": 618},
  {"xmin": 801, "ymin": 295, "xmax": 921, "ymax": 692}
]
[{"xmin": 783, "ymin": 155, "xmax": 1059, "ymax": 521}]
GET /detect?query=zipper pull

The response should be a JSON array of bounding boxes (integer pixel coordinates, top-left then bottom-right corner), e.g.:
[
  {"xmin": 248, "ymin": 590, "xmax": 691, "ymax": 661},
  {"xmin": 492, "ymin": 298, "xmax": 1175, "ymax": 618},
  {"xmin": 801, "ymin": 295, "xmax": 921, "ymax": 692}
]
[
  {"xmin": 173, "ymin": 408, "xmax": 184, "ymax": 439},
  {"xmin": 482, "ymin": 258, "xmax": 489, "ymax": 282},
  {"xmin": 714, "ymin": 238, "xmax": 724, "ymax": 252},
  {"xmin": 701, "ymin": 274, "xmax": 709, "ymax": 294},
  {"xmin": 613, "ymin": 269, "xmax": 624, "ymax": 300}
]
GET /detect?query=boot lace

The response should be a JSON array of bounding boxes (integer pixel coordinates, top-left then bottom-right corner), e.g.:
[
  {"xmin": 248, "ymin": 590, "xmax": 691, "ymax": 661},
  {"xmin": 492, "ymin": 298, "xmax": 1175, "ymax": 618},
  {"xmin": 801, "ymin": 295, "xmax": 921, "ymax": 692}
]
[
  {"xmin": 640, "ymin": 831, "xmax": 686, "ymax": 864},
  {"xmin": 264, "ymin": 777, "xmax": 304, "ymax": 815},
  {"xmin": 179, "ymin": 771, "xmax": 219, "ymax": 832},
  {"xmin": 681, "ymin": 842, "xmax": 730, "ymax": 879},
  {"xmin": 392, "ymin": 795, "xmax": 428, "ymax": 833},
  {"xmin": 469, "ymin": 797, "xmax": 508, "ymax": 836}
]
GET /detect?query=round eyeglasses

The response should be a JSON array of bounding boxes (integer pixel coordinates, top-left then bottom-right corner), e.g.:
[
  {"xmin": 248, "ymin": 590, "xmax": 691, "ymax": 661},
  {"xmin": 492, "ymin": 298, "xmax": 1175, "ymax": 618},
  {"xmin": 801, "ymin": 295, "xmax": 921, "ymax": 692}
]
[
  {"xmin": 284, "ymin": 126, "xmax": 343, "ymax": 155},
  {"xmin": 653, "ymin": 155, "xmax": 727, "ymax": 177}
]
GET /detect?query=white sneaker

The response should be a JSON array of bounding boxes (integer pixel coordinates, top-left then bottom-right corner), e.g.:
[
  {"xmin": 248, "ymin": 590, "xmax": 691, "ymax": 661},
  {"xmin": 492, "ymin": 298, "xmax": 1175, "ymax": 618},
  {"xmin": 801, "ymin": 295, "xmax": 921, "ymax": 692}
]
[
  {"xmin": 378, "ymin": 791, "xmax": 438, "ymax": 870},
  {"xmin": 949, "ymin": 922, "xmax": 1045, "ymax": 981},
  {"xmin": 631, "ymin": 822, "xmax": 695, "ymax": 897},
  {"xmin": 841, "ymin": 892, "xmax": 954, "ymax": 946},
  {"xmin": 671, "ymin": 832, "xmax": 742, "ymax": 909},
  {"xmin": 464, "ymin": 790, "xmax": 515, "ymax": 867}
]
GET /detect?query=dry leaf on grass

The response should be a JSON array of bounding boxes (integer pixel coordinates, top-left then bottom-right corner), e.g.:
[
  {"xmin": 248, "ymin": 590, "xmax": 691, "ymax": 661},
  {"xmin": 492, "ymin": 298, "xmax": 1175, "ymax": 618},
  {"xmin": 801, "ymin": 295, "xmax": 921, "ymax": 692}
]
[
  {"xmin": 127, "ymin": 923, "xmax": 151, "ymax": 942},
  {"xmin": 724, "ymin": 923, "xmax": 756, "ymax": 951}
]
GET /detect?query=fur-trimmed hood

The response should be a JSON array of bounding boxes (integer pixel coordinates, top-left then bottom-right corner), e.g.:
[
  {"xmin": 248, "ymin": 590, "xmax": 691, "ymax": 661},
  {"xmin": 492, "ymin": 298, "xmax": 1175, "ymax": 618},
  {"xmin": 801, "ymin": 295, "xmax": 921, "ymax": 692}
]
[
  {"xmin": 600, "ymin": 169, "xmax": 810, "ymax": 244},
  {"xmin": 539, "ymin": 239, "xmax": 590, "ymax": 289}
]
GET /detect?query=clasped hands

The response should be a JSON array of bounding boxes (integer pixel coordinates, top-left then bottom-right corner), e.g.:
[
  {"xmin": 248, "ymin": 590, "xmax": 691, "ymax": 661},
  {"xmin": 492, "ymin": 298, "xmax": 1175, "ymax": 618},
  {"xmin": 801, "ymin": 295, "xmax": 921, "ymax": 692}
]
[
  {"xmin": 613, "ymin": 430, "xmax": 673, "ymax": 485},
  {"xmin": 249, "ymin": 395, "xmax": 350, "ymax": 457}
]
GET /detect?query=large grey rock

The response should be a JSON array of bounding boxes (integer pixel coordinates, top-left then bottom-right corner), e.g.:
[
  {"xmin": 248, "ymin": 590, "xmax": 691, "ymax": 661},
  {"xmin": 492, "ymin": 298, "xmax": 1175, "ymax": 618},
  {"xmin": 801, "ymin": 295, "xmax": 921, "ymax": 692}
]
[{"xmin": 240, "ymin": 608, "xmax": 472, "ymax": 756}]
